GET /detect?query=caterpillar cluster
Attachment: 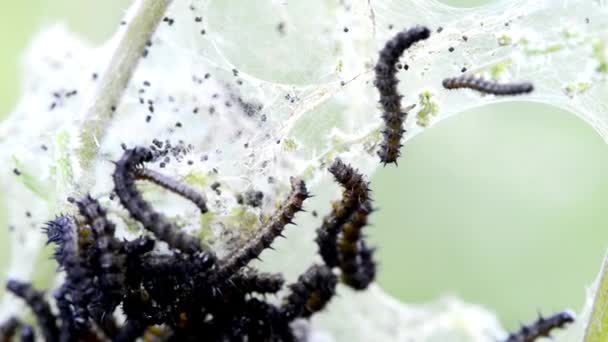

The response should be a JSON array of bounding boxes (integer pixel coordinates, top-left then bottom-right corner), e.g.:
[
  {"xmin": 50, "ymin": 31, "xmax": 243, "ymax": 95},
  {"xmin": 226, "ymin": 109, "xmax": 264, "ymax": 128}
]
[
  {"xmin": 0, "ymin": 20, "xmax": 570, "ymax": 341},
  {"xmin": 442, "ymin": 75, "xmax": 534, "ymax": 96},
  {"xmin": 504, "ymin": 310, "xmax": 575, "ymax": 342},
  {"xmin": 1, "ymin": 146, "xmax": 345, "ymax": 341},
  {"xmin": 375, "ymin": 26, "xmax": 431, "ymax": 165}
]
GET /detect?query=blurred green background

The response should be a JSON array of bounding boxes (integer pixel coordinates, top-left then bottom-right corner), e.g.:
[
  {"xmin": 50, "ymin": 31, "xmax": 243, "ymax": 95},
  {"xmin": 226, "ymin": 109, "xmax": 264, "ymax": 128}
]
[{"xmin": 1, "ymin": 0, "xmax": 607, "ymax": 333}]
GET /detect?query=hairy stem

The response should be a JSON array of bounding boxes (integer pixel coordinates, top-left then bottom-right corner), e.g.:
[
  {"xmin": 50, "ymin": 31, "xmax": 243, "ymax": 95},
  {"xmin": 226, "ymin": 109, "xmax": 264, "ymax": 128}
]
[{"xmin": 74, "ymin": 0, "xmax": 173, "ymax": 193}]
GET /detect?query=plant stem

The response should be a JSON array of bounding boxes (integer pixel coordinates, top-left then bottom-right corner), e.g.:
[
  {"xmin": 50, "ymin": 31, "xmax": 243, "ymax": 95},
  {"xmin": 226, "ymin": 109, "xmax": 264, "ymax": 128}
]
[
  {"xmin": 584, "ymin": 250, "xmax": 608, "ymax": 342},
  {"xmin": 75, "ymin": 0, "xmax": 173, "ymax": 192}
]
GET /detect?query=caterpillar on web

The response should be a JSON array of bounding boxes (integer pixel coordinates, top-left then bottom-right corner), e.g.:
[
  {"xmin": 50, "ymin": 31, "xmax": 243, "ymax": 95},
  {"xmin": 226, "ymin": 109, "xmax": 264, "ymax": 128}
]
[
  {"xmin": 442, "ymin": 75, "xmax": 533, "ymax": 96},
  {"xmin": 338, "ymin": 201, "xmax": 377, "ymax": 290},
  {"xmin": 315, "ymin": 158, "xmax": 369, "ymax": 268},
  {"xmin": 74, "ymin": 195, "xmax": 127, "ymax": 319},
  {"xmin": 217, "ymin": 177, "xmax": 309, "ymax": 278},
  {"xmin": 112, "ymin": 147, "xmax": 207, "ymax": 255},
  {"xmin": 236, "ymin": 298, "xmax": 295, "ymax": 341},
  {"xmin": 315, "ymin": 158, "xmax": 377, "ymax": 290},
  {"xmin": 375, "ymin": 26, "xmax": 431, "ymax": 165},
  {"xmin": 228, "ymin": 269, "xmax": 285, "ymax": 295},
  {"xmin": 134, "ymin": 167, "xmax": 208, "ymax": 213},
  {"xmin": 341, "ymin": 240, "xmax": 377, "ymax": 290},
  {"xmin": 43, "ymin": 216, "xmax": 97, "ymax": 330},
  {"xmin": 280, "ymin": 264, "xmax": 337, "ymax": 320},
  {"xmin": 504, "ymin": 310, "xmax": 575, "ymax": 342}
]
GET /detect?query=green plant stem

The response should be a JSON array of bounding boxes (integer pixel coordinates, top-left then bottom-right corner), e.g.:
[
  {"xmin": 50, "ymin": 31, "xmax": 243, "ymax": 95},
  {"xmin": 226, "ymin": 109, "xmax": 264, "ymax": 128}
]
[
  {"xmin": 74, "ymin": 0, "xmax": 173, "ymax": 193},
  {"xmin": 584, "ymin": 250, "xmax": 608, "ymax": 342}
]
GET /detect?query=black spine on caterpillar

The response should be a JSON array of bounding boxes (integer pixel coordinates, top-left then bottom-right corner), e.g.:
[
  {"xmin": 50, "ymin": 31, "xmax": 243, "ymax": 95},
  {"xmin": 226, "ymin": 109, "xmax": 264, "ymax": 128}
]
[
  {"xmin": 341, "ymin": 240, "xmax": 377, "ymax": 290},
  {"xmin": 134, "ymin": 168, "xmax": 208, "ymax": 213},
  {"xmin": 316, "ymin": 158, "xmax": 369, "ymax": 268},
  {"xmin": 20, "ymin": 325, "xmax": 35, "ymax": 342},
  {"xmin": 5, "ymin": 280, "xmax": 59, "ymax": 342},
  {"xmin": 217, "ymin": 177, "xmax": 309, "ymax": 278},
  {"xmin": 43, "ymin": 216, "xmax": 96, "ymax": 330},
  {"xmin": 228, "ymin": 269, "xmax": 285, "ymax": 295},
  {"xmin": 280, "ymin": 264, "xmax": 337, "ymax": 320},
  {"xmin": 75, "ymin": 195, "xmax": 126, "ymax": 319},
  {"xmin": 442, "ymin": 75, "xmax": 533, "ymax": 96},
  {"xmin": 505, "ymin": 310, "xmax": 575, "ymax": 342},
  {"xmin": 375, "ymin": 26, "xmax": 431, "ymax": 165},
  {"xmin": 43, "ymin": 215, "xmax": 78, "ymax": 268},
  {"xmin": 112, "ymin": 146, "xmax": 205, "ymax": 255},
  {"xmin": 0, "ymin": 316, "xmax": 20, "ymax": 341}
]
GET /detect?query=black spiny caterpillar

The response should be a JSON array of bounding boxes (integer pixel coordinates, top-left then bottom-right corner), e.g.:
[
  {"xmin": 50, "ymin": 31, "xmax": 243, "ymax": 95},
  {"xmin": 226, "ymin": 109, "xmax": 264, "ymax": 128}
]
[
  {"xmin": 316, "ymin": 158, "xmax": 377, "ymax": 290},
  {"xmin": 113, "ymin": 146, "xmax": 207, "ymax": 255},
  {"xmin": 316, "ymin": 158, "xmax": 369, "ymax": 268},
  {"xmin": 442, "ymin": 75, "xmax": 534, "ymax": 96},
  {"xmin": 339, "ymin": 204, "xmax": 376, "ymax": 291},
  {"xmin": 134, "ymin": 167, "xmax": 208, "ymax": 213},
  {"xmin": 43, "ymin": 215, "xmax": 97, "ymax": 330},
  {"xmin": 504, "ymin": 310, "xmax": 575, "ymax": 342},
  {"xmin": 218, "ymin": 177, "xmax": 309, "ymax": 279},
  {"xmin": 281, "ymin": 264, "xmax": 338, "ymax": 320},
  {"xmin": 74, "ymin": 195, "xmax": 127, "ymax": 321},
  {"xmin": 375, "ymin": 26, "xmax": 431, "ymax": 165},
  {"xmin": 228, "ymin": 269, "xmax": 286, "ymax": 295}
]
